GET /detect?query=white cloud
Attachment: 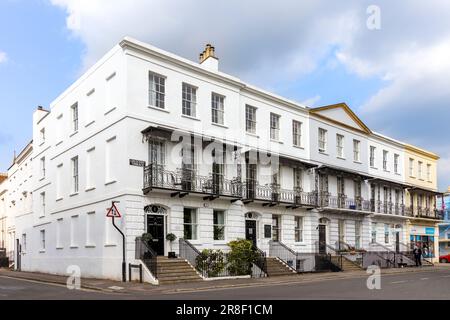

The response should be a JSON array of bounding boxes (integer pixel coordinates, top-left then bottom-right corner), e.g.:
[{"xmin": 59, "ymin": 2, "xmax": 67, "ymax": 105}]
[
  {"xmin": 49, "ymin": 0, "xmax": 450, "ymax": 189},
  {"xmin": 301, "ymin": 95, "xmax": 321, "ymax": 107},
  {"xmin": 49, "ymin": 0, "xmax": 364, "ymax": 85},
  {"xmin": 0, "ymin": 51, "xmax": 7, "ymax": 64}
]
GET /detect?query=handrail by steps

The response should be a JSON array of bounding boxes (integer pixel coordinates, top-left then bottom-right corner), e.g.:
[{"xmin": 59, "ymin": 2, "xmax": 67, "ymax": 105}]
[
  {"xmin": 135, "ymin": 237, "xmax": 158, "ymax": 278},
  {"xmin": 269, "ymin": 241, "xmax": 300, "ymax": 272}
]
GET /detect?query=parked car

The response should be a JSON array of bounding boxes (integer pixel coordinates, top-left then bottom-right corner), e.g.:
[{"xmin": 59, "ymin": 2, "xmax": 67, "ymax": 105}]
[{"xmin": 439, "ymin": 253, "xmax": 450, "ymax": 263}]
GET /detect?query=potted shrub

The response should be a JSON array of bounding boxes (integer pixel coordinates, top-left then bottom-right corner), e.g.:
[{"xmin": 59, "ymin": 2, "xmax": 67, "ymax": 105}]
[
  {"xmin": 166, "ymin": 233, "xmax": 177, "ymax": 258},
  {"xmin": 141, "ymin": 232, "xmax": 153, "ymax": 243}
]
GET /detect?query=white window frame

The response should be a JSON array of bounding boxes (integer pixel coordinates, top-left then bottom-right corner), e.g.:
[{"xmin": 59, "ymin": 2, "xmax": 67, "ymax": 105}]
[
  {"xmin": 370, "ymin": 146, "xmax": 376, "ymax": 168},
  {"xmin": 272, "ymin": 215, "xmax": 281, "ymax": 242},
  {"xmin": 56, "ymin": 218, "xmax": 63, "ymax": 249},
  {"xmin": 40, "ymin": 230, "xmax": 46, "ymax": 252},
  {"xmin": 383, "ymin": 150, "xmax": 389, "ymax": 171},
  {"xmin": 182, "ymin": 83, "xmax": 197, "ymax": 117},
  {"xmin": 71, "ymin": 102, "xmax": 79, "ymax": 133},
  {"xmin": 149, "ymin": 72, "xmax": 165, "ymax": 109},
  {"xmin": 245, "ymin": 105, "xmax": 257, "ymax": 134},
  {"xmin": 353, "ymin": 139, "xmax": 360, "ymax": 162},
  {"xmin": 183, "ymin": 208, "xmax": 198, "ymax": 240},
  {"xmin": 394, "ymin": 154, "xmax": 399, "ymax": 174},
  {"xmin": 371, "ymin": 222, "xmax": 377, "ymax": 244},
  {"xmin": 40, "ymin": 157, "xmax": 46, "ymax": 179},
  {"xmin": 211, "ymin": 93, "xmax": 225, "ymax": 125},
  {"xmin": 384, "ymin": 224, "xmax": 390, "ymax": 244},
  {"xmin": 336, "ymin": 134, "xmax": 344, "ymax": 158},
  {"xmin": 292, "ymin": 120, "xmax": 302, "ymax": 147},
  {"xmin": 40, "ymin": 192, "xmax": 45, "ymax": 217},
  {"xmin": 318, "ymin": 128, "xmax": 327, "ymax": 153},
  {"xmin": 71, "ymin": 156, "xmax": 79, "ymax": 194},
  {"xmin": 355, "ymin": 221, "xmax": 362, "ymax": 249},
  {"xmin": 418, "ymin": 161, "xmax": 423, "ymax": 180},
  {"xmin": 426, "ymin": 164, "xmax": 432, "ymax": 182},
  {"xmin": 270, "ymin": 113, "xmax": 280, "ymax": 141},
  {"xmin": 22, "ymin": 233, "xmax": 27, "ymax": 252},
  {"xmin": 294, "ymin": 216, "xmax": 303, "ymax": 242},
  {"xmin": 409, "ymin": 158, "xmax": 414, "ymax": 177},
  {"xmin": 213, "ymin": 210, "xmax": 226, "ymax": 241}
]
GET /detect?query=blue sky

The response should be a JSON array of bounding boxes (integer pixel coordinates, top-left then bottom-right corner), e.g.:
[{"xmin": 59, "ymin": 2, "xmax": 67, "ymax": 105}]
[{"xmin": 0, "ymin": 0, "xmax": 449, "ymax": 189}]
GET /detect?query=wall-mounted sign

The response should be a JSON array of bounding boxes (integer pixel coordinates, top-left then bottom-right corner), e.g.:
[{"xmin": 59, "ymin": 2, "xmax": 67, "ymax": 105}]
[
  {"xmin": 129, "ymin": 159, "xmax": 146, "ymax": 167},
  {"xmin": 264, "ymin": 225, "xmax": 272, "ymax": 238},
  {"xmin": 410, "ymin": 226, "xmax": 436, "ymax": 235}
]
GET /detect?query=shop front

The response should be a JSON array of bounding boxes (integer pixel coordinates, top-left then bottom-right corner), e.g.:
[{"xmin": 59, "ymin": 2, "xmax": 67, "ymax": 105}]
[{"xmin": 408, "ymin": 223, "xmax": 439, "ymax": 261}]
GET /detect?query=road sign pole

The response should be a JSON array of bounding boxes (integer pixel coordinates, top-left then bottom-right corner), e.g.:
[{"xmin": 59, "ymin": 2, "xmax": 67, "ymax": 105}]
[
  {"xmin": 111, "ymin": 216, "xmax": 126, "ymax": 282},
  {"xmin": 109, "ymin": 201, "xmax": 126, "ymax": 282}
]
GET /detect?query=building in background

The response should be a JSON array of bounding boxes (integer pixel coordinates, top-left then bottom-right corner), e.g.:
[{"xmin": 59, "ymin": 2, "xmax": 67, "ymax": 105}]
[
  {"xmin": 3, "ymin": 38, "xmax": 444, "ymax": 282},
  {"xmin": 437, "ymin": 188, "xmax": 450, "ymax": 257},
  {"xmin": 0, "ymin": 142, "xmax": 33, "ymax": 268},
  {"xmin": 404, "ymin": 145, "xmax": 442, "ymax": 261},
  {"xmin": 0, "ymin": 173, "xmax": 8, "ymax": 250}
]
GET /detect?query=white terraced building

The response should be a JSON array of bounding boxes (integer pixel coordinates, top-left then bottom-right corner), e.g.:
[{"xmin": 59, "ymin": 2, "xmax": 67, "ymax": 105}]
[{"xmin": 4, "ymin": 38, "xmax": 443, "ymax": 283}]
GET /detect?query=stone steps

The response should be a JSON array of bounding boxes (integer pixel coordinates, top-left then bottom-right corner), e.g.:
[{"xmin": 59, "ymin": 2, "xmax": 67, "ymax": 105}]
[
  {"xmin": 330, "ymin": 256, "xmax": 363, "ymax": 271},
  {"xmin": 265, "ymin": 257, "xmax": 297, "ymax": 277},
  {"xmin": 155, "ymin": 257, "xmax": 203, "ymax": 285}
]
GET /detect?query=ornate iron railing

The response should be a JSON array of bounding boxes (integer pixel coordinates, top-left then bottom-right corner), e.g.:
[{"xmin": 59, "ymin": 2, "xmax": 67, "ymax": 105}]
[
  {"xmin": 252, "ymin": 245, "xmax": 267, "ymax": 277},
  {"xmin": 178, "ymin": 238, "xmax": 201, "ymax": 273},
  {"xmin": 269, "ymin": 241, "xmax": 302, "ymax": 272},
  {"xmin": 179, "ymin": 239, "xmax": 268, "ymax": 278},
  {"xmin": 144, "ymin": 164, "xmax": 242, "ymax": 198},
  {"xmin": 135, "ymin": 237, "xmax": 157, "ymax": 278}
]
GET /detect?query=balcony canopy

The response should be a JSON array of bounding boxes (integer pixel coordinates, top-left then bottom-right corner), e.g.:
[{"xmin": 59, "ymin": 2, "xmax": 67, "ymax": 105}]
[
  {"xmin": 368, "ymin": 178, "xmax": 412, "ymax": 190},
  {"xmin": 316, "ymin": 165, "xmax": 373, "ymax": 180},
  {"xmin": 406, "ymin": 186, "xmax": 443, "ymax": 196}
]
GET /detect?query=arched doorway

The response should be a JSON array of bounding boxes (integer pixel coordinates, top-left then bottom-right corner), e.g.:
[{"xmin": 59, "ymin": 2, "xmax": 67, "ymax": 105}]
[
  {"xmin": 318, "ymin": 218, "xmax": 330, "ymax": 254},
  {"xmin": 144, "ymin": 205, "xmax": 168, "ymax": 256}
]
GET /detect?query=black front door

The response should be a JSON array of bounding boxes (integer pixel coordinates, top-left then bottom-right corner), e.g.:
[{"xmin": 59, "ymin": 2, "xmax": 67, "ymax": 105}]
[
  {"xmin": 16, "ymin": 239, "xmax": 21, "ymax": 271},
  {"xmin": 395, "ymin": 232, "xmax": 400, "ymax": 253},
  {"xmin": 147, "ymin": 215, "xmax": 165, "ymax": 256},
  {"xmin": 245, "ymin": 220, "xmax": 257, "ymax": 247},
  {"xmin": 318, "ymin": 224, "xmax": 327, "ymax": 254}
]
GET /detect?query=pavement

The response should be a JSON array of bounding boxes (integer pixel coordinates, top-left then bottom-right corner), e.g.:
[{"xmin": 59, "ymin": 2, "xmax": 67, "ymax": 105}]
[{"xmin": 1, "ymin": 264, "xmax": 449, "ymax": 299}]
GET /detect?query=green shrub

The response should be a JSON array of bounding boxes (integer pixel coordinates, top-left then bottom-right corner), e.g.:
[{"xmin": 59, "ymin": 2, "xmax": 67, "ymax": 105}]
[
  {"xmin": 141, "ymin": 232, "xmax": 153, "ymax": 243},
  {"xmin": 227, "ymin": 239, "xmax": 256, "ymax": 276},
  {"xmin": 196, "ymin": 249, "xmax": 226, "ymax": 277},
  {"xmin": 166, "ymin": 233, "xmax": 177, "ymax": 242}
]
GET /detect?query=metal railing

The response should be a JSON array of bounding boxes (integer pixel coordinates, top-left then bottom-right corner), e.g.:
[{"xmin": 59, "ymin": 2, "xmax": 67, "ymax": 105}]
[
  {"xmin": 314, "ymin": 241, "xmax": 343, "ymax": 271},
  {"xmin": 144, "ymin": 164, "xmax": 243, "ymax": 198},
  {"xmin": 252, "ymin": 245, "xmax": 267, "ymax": 277},
  {"xmin": 179, "ymin": 238, "xmax": 201, "ymax": 272},
  {"xmin": 135, "ymin": 237, "xmax": 157, "ymax": 278},
  {"xmin": 269, "ymin": 241, "xmax": 301, "ymax": 272},
  {"xmin": 179, "ymin": 239, "xmax": 267, "ymax": 278}
]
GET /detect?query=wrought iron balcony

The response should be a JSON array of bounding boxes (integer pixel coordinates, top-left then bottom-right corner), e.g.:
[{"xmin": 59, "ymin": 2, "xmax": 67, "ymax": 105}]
[
  {"xmin": 144, "ymin": 165, "xmax": 317, "ymax": 207},
  {"xmin": 242, "ymin": 182, "xmax": 317, "ymax": 207},
  {"xmin": 143, "ymin": 164, "xmax": 242, "ymax": 199},
  {"xmin": 318, "ymin": 195, "xmax": 410, "ymax": 216}
]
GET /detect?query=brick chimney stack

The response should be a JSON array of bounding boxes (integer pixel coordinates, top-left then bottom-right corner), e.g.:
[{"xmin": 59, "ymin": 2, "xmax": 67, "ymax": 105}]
[{"xmin": 199, "ymin": 43, "xmax": 218, "ymax": 72}]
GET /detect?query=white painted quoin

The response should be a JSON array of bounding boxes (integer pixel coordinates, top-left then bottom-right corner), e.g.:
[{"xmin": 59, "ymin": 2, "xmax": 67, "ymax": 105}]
[{"xmin": 8, "ymin": 38, "xmax": 441, "ymax": 281}]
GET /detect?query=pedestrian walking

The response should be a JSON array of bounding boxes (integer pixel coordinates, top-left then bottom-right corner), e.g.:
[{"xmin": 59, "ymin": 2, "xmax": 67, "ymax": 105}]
[
  {"xmin": 413, "ymin": 245, "xmax": 420, "ymax": 267},
  {"xmin": 417, "ymin": 246, "xmax": 423, "ymax": 266}
]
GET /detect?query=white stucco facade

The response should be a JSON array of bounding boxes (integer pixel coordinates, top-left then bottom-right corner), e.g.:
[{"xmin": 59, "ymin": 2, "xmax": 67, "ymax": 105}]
[{"xmin": 3, "ymin": 37, "xmax": 442, "ymax": 280}]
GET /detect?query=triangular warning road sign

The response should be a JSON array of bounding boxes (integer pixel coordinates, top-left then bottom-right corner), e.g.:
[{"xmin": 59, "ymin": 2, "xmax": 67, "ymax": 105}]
[{"xmin": 106, "ymin": 203, "xmax": 121, "ymax": 218}]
